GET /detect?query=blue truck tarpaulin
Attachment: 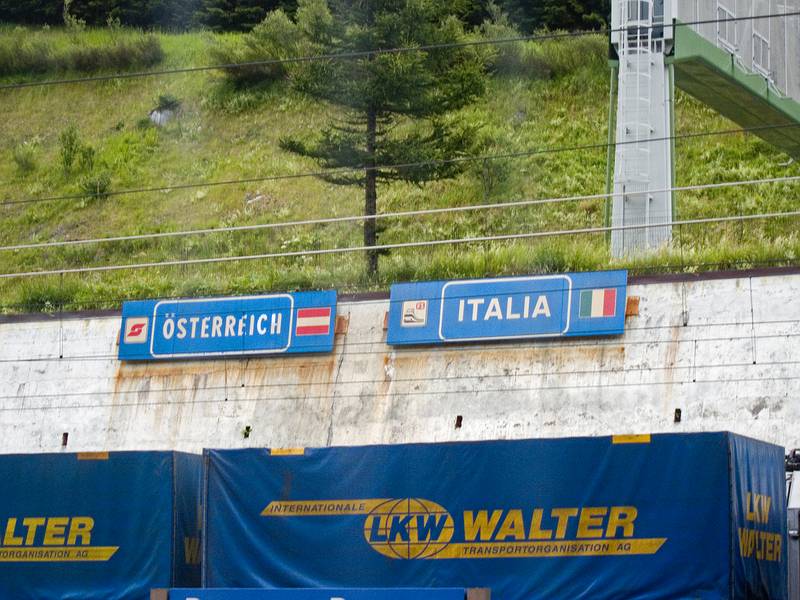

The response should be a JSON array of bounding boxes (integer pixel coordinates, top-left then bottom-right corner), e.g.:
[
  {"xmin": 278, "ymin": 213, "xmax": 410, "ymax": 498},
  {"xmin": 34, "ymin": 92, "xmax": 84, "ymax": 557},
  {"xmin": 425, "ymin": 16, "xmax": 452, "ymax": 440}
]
[
  {"xmin": 387, "ymin": 270, "xmax": 627, "ymax": 346},
  {"xmin": 202, "ymin": 433, "xmax": 786, "ymax": 599},
  {"xmin": 119, "ymin": 291, "xmax": 337, "ymax": 361},
  {"xmin": 169, "ymin": 589, "xmax": 467, "ymax": 600},
  {"xmin": 0, "ymin": 451, "xmax": 201, "ymax": 600}
]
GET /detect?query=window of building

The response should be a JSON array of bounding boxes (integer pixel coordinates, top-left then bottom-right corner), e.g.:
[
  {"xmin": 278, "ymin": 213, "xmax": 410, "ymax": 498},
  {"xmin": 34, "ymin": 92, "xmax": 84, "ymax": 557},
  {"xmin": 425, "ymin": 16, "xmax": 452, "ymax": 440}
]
[
  {"xmin": 716, "ymin": 3, "xmax": 737, "ymax": 54},
  {"xmin": 752, "ymin": 30, "xmax": 771, "ymax": 79}
]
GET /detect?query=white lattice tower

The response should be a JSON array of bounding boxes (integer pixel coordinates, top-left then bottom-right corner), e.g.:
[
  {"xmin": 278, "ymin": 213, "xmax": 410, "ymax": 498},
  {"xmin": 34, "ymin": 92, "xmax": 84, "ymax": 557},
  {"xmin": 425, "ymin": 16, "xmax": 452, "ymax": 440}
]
[{"xmin": 611, "ymin": 0, "xmax": 674, "ymax": 257}]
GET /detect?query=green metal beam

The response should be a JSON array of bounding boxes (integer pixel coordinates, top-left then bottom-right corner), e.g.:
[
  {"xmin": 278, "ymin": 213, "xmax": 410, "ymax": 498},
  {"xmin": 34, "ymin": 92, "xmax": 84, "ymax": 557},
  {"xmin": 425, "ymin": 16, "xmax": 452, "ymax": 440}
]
[{"xmin": 669, "ymin": 22, "xmax": 800, "ymax": 160}]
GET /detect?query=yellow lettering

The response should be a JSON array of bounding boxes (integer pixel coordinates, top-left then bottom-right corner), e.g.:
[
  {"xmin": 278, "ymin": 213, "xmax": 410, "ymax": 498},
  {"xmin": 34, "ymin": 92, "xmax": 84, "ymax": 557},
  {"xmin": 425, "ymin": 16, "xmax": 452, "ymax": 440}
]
[
  {"xmin": 496, "ymin": 510, "xmax": 526, "ymax": 541},
  {"xmin": 43, "ymin": 517, "xmax": 69, "ymax": 545},
  {"xmin": 550, "ymin": 508, "xmax": 578, "ymax": 539},
  {"xmin": 3, "ymin": 519, "xmax": 23, "ymax": 546},
  {"xmin": 765, "ymin": 534, "xmax": 775, "ymax": 561},
  {"xmin": 22, "ymin": 518, "xmax": 45, "ymax": 545},
  {"xmin": 577, "ymin": 507, "xmax": 608, "ymax": 539},
  {"xmin": 67, "ymin": 517, "xmax": 93, "ymax": 546},
  {"xmin": 762, "ymin": 496, "xmax": 772, "ymax": 524},
  {"xmin": 746, "ymin": 493, "xmax": 756, "ymax": 522},
  {"xmin": 463, "ymin": 510, "xmax": 503, "ymax": 542},
  {"xmin": 606, "ymin": 506, "xmax": 637, "ymax": 538},
  {"xmin": 528, "ymin": 509, "xmax": 553, "ymax": 540},
  {"xmin": 738, "ymin": 527, "xmax": 782, "ymax": 562},
  {"xmin": 738, "ymin": 528, "xmax": 750, "ymax": 557}
]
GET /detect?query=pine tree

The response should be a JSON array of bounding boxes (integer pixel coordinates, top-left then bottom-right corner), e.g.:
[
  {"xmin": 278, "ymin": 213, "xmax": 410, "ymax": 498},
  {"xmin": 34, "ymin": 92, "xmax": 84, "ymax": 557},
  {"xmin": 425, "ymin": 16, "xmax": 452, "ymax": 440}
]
[{"xmin": 281, "ymin": 0, "xmax": 487, "ymax": 276}]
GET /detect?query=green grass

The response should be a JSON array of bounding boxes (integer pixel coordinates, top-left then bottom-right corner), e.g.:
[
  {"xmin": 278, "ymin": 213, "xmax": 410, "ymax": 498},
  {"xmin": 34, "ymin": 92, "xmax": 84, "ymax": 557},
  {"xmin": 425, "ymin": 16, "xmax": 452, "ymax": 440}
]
[
  {"xmin": 0, "ymin": 28, "xmax": 799, "ymax": 313},
  {"xmin": 0, "ymin": 25, "xmax": 164, "ymax": 77}
]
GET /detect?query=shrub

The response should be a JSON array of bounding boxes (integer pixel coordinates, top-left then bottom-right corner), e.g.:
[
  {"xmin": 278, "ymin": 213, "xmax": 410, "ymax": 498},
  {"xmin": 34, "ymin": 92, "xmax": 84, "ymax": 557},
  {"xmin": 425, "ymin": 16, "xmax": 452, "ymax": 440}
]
[
  {"xmin": 59, "ymin": 125, "xmax": 82, "ymax": 174},
  {"xmin": 12, "ymin": 139, "xmax": 40, "ymax": 174},
  {"xmin": 80, "ymin": 171, "xmax": 112, "ymax": 200},
  {"xmin": 481, "ymin": 6, "xmax": 551, "ymax": 79},
  {"xmin": 0, "ymin": 30, "xmax": 164, "ymax": 77},
  {"xmin": 211, "ymin": 9, "xmax": 303, "ymax": 86},
  {"xmin": 156, "ymin": 93, "xmax": 181, "ymax": 112},
  {"xmin": 70, "ymin": 35, "xmax": 163, "ymax": 72},
  {"xmin": 77, "ymin": 144, "xmax": 95, "ymax": 172},
  {"xmin": 528, "ymin": 35, "xmax": 607, "ymax": 78}
]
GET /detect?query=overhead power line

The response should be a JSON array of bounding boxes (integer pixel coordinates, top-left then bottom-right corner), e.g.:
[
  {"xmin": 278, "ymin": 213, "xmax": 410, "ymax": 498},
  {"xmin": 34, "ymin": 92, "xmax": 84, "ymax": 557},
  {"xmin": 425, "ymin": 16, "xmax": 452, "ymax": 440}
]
[
  {"xmin": 2, "ymin": 121, "xmax": 799, "ymax": 209},
  {"xmin": 1, "ymin": 174, "xmax": 798, "ymax": 253},
  {"xmin": 1, "ymin": 349, "xmax": 796, "ymax": 402},
  {"xmin": 2, "ymin": 207, "xmax": 800, "ymax": 280},
  {"xmin": 5, "ymin": 371, "xmax": 800, "ymax": 412},
  {"xmin": 0, "ymin": 315, "xmax": 796, "ymax": 367},
  {"xmin": 0, "ymin": 11, "xmax": 798, "ymax": 91}
]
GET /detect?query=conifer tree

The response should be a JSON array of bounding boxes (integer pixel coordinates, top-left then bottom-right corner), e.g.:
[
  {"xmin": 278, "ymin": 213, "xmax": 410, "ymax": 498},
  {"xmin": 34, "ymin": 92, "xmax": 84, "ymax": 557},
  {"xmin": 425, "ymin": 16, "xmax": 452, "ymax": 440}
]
[{"xmin": 281, "ymin": 0, "xmax": 487, "ymax": 276}]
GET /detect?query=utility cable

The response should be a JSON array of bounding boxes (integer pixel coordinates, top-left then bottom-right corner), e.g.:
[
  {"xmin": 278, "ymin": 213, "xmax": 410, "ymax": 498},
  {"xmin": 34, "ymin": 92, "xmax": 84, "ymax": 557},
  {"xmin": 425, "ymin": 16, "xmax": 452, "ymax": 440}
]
[
  {"xmin": 2, "ymin": 353, "xmax": 795, "ymax": 402},
  {"xmin": 0, "ymin": 317, "xmax": 795, "ymax": 368},
  {"xmin": 2, "ymin": 121, "xmax": 799, "ymax": 209},
  {"xmin": 5, "ymin": 372, "xmax": 800, "ymax": 412},
  {"xmin": 1, "ymin": 173, "xmax": 798, "ymax": 253},
  {"xmin": 2, "ymin": 208, "xmax": 800, "ymax": 279},
  {"xmin": 0, "ymin": 11, "xmax": 797, "ymax": 91}
]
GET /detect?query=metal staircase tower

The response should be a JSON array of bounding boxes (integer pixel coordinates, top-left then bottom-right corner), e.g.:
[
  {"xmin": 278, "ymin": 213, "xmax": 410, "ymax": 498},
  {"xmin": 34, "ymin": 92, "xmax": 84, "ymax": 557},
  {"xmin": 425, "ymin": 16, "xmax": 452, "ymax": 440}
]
[{"xmin": 611, "ymin": 0, "xmax": 674, "ymax": 257}]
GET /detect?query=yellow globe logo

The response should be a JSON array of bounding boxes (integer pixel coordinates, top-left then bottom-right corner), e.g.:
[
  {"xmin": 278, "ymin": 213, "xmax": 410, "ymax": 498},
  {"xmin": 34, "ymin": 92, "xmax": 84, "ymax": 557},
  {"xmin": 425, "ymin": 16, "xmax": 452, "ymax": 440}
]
[{"xmin": 363, "ymin": 498, "xmax": 454, "ymax": 559}]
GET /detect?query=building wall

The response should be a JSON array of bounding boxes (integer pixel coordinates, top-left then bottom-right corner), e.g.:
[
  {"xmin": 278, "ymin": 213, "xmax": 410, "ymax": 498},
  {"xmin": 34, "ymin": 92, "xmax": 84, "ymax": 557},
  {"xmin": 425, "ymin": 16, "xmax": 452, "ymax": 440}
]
[{"xmin": 1, "ymin": 271, "xmax": 800, "ymax": 454}]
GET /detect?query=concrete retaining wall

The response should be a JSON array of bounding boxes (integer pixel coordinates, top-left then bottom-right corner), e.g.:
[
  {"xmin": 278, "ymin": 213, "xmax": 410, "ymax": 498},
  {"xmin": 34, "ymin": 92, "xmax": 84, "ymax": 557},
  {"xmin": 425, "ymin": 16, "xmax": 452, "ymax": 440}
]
[{"xmin": 1, "ymin": 271, "xmax": 799, "ymax": 453}]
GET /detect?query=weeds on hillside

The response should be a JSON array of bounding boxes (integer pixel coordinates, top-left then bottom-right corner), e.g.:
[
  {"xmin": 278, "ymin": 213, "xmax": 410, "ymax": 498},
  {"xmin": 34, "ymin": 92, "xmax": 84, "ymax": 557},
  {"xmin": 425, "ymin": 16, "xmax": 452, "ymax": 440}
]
[
  {"xmin": 1, "ymin": 25, "xmax": 799, "ymax": 313},
  {"xmin": 0, "ymin": 27, "xmax": 163, "ymax": 77},
  {"xmin": 12, "ymin": 139, "xmax": 40, "ymax": 174}
]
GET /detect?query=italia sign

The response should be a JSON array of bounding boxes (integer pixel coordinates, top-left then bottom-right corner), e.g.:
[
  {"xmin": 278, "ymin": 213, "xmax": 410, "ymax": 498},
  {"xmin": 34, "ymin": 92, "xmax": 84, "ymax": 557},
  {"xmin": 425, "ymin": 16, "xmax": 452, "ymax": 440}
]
[{"xmin": 387, "ymin": 270, "xmax": 627, "ymax": 346}]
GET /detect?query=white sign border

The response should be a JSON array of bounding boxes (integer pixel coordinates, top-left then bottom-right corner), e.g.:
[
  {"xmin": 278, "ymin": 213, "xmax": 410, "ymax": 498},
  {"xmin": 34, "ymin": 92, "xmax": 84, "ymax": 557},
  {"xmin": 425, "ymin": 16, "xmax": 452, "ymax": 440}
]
[
  {"xmin": 149, "ymin": 294, "xmax": 295, "ymax": 358},
  {"xmin": 438, "ymin": 275, "xmax": 573, "ymax": 342}
]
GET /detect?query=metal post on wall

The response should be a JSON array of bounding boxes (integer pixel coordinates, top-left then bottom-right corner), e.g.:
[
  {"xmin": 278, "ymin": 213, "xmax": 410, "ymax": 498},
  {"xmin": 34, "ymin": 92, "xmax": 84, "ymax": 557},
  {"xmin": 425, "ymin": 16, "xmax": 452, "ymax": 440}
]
[{"xmin": 605, "ymin": 65, "xmax": 619, "ymax": 243}]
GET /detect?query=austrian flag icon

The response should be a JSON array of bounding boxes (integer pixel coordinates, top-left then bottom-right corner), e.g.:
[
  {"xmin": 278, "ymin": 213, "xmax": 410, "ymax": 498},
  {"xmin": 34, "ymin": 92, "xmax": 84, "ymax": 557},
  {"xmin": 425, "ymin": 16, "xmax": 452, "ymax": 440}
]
[{"xmin": 295, "ymin": 307, "xmax": 332, "ymax": 336}]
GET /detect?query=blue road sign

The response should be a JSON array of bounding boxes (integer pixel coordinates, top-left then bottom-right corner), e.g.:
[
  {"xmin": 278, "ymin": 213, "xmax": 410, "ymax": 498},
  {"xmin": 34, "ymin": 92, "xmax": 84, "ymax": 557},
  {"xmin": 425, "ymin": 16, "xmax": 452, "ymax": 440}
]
[
  {"xmin": 387, "ymin": 271, "xmax": 627, "ymax": 346},
  {"xmin": 119, "ymin": 291, "xmax": 337, "ymax": 361}
]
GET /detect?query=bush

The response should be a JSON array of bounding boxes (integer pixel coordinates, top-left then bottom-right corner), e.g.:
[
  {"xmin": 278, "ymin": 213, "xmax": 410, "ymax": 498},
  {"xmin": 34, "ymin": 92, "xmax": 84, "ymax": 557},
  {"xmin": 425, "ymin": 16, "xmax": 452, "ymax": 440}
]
[
  {"xmin": 78, "ymin": 144, "xmax": 95, "ymax": 172},
  {"xmin": 12, "ymin": 139, "xmax": 40, "ymax": 174},
  {"xmin": 59, "ymin": 125, "xmax": 82, "ymax": 174},
  {"xmin": 156, "ymin": 93, "xmax": 181, "ymax": 112},
  {"xmin": 211, "ymin": 9, "xmax": 303, "ymax": 86},
  {"xmin": 69, "ymin": 35, "xmax": 163, "ymax": 72},
  {"xmin": 528, "ymin": 34, "xmax": 607, "ymax": 78},
  {"xmin": 80, "ymin": 170, "xmax": 112, "ymax": 199},
  {"xmin": 0, "ymin": 28, "xmax": 164, "ymax": 77},
  {"xmin": 481, "ymin": 6, "xmax": 551, "ymax": 79}
]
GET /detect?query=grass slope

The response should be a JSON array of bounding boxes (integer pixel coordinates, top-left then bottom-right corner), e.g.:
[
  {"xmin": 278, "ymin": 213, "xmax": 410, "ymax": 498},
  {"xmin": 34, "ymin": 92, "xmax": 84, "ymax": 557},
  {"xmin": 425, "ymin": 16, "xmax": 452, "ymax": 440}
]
[{"xmin": 0, "ymin": 27, "xmax": 798, "ymax": 312}]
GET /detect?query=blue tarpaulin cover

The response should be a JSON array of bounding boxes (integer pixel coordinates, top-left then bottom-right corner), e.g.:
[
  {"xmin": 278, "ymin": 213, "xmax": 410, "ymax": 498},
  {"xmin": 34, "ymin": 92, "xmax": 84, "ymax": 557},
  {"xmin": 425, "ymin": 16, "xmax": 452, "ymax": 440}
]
[
  {"xmin": 169, "ymin": 589, "xmax": 466, "ymax": 600},
  {"xmin": 0, "ymin": 451, "xmax": 201, "ymax": 599},
  {"xmin": 203, "ymin": 433, "xmax": 786, "ymax": 599}
]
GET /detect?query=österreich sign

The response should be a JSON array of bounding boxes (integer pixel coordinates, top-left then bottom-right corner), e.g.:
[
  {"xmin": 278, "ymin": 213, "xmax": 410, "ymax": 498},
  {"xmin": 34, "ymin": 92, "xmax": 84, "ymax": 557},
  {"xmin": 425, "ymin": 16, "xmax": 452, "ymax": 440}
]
[{"xmin": 118, "ymin": 291, "xmax": 336, "ymax": 361}]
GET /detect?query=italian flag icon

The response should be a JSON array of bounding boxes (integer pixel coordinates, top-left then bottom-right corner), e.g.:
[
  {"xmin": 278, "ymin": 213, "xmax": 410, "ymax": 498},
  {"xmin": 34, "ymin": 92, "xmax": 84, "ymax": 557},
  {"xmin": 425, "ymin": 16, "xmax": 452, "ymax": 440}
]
[{"xmin": 579, "ymin": 288, "xmax": 617, "ymax": 318}]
